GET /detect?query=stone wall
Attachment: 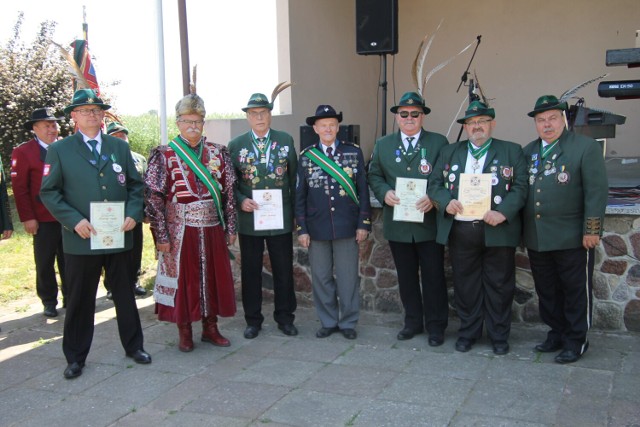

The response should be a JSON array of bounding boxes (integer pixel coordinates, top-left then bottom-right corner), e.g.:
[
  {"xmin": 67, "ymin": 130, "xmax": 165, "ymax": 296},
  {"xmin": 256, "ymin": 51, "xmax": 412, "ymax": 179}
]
[{"xmin": 229, "ymin": 210, "xmax": 640, "ymax": 332}]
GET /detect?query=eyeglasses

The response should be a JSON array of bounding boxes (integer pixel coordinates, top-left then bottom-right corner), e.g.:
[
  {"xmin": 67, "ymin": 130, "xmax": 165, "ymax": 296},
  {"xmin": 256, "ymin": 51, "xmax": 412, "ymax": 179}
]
[
  {"xmin": 177, "ymin": 119, "xmax": 205, "ymax": 126},
  {"xmin": 247, "ymin": 111, "xmax": 270, "ymax": 119},
  {"xmin": 398, "ymin": 111, "xmax": 422, "ymax": 119},
  {"xmin": 74, "ymin": 108, "xmax": 104, "ymax": 116},
  {"xmin": 465, "ymin": 118, "xmax": 492, "ymax": 126}
]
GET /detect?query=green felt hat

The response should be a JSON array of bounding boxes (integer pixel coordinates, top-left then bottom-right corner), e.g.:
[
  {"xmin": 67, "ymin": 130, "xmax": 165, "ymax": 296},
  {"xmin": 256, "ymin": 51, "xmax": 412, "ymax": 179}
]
[
  {"xmin": 390, "ymin": 91, "xmax": 431, "ymax": 115},
  {"xmin": 106, "ymin": 122, "xmax": 129, "ymax": 135},
  {"xmin": 63, "ymin": 89, "xmax": 111, "ymax": 115},
  {"xmin": 527, "ymin": 95, "xmax": 567, "ymax": 117},
  {"xmin": 242, "ymin": 93, "xmax": 273, "ymax": 112},
  {"xmin": 457, "ymin": 101, "xmax": 495, "ymax": 124}
]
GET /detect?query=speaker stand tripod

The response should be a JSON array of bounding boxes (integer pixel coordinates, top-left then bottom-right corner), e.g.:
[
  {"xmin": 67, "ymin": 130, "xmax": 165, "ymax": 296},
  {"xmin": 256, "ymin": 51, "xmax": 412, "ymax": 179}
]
[{"xmin": 379, "ymin": 54, "xmax": 388, "ymax": 136}]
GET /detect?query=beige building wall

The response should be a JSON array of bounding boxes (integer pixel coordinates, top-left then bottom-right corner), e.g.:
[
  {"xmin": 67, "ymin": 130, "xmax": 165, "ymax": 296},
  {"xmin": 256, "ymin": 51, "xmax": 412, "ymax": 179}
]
[{"xmin": 224, "ymin": 0, "xmax": 639, "ymax": 161}]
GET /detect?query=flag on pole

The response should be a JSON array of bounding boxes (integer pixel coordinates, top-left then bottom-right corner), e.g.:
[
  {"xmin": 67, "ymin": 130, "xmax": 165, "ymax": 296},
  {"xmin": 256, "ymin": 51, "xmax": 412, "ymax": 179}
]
[{"xmin": 71, "ymin": 21, "xmax": 100, "ymax": 95}]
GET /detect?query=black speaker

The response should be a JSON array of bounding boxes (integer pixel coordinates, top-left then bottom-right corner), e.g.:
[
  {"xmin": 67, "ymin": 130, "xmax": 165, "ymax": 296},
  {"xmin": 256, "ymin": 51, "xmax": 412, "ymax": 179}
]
[
  {"xmin": 356, "ymin": 0, "xmax": 398, "ymax": 55},
  {"xmin": 299, "ymin": 125, "xmax": 361, "ymax": 152}
]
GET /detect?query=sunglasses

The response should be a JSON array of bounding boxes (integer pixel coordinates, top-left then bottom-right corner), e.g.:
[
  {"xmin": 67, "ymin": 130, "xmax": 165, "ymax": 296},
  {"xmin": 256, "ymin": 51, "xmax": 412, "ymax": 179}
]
[{"xmin": 398, "ymin": 111, "xmax": 422, "ymax": 118}]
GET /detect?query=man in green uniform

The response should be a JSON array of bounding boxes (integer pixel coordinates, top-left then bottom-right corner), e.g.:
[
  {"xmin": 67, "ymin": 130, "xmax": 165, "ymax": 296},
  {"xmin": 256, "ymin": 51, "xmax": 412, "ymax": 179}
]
[
  {"xmin": 368, "ymin": 91, "xmax": 449, "ymax": 346},
  {"xmin": 104, "ymin": 122, "xmax": 147, "ymax": 298},
  {"xmin": 523, "ymin": 95, "xmax": 608, "ymax": 364},
  {"xmin": 228, "ymin": 93, "xmax": 298, "ymax": 339},
  {"xmin": 40, "ymin": 89, "xmax": 150, "ymax": 379},
  {"xmin": 429, "ymin": 101, "xmax": 527, "ymax": 355}
]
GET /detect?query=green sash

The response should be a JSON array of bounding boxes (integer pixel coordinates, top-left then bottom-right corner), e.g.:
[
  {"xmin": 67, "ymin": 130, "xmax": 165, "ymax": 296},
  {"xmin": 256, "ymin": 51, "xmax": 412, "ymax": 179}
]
[
  {"xmin": 169, "ymin": 137, "xmax": 225, "ymax": 229},
  {"xmin": 304, "ymin": 147, "xmax": 359, "ymax": 205}
]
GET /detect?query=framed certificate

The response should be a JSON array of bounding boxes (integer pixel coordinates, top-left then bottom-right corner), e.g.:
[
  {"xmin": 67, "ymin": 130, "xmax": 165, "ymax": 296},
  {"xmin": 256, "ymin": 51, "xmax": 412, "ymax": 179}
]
[
  {"xmin": 455, "ymin": 173, "xmax": 492, "ymax": 220},
  {"xmin": 253, "ymin": 189, "xmax": 284, "ymax": 231},
  {"xmin": 90, "ymin": 201, "xmax": 125, "ymax": 250},
  {"xmin": 393, "ymin": 177, "xmax": 427, "ymax": 223}
]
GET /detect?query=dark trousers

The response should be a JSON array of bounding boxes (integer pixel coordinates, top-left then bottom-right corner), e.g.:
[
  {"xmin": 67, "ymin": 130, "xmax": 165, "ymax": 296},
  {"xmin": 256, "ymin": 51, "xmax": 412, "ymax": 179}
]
[
  {"xmin": 239, "ymin": 232, "xmax": 296, "ymax": 327},
  {"xmin": 63, "ymin": 251, "xmax": 144, "ymax": 364},
  {"xmin": 34, "ymin": 221, "xmax": 66, "ymax": 306},
  {"xmin": 388, "ymin": 239, "xmax": 448, "ymax": 335},
  {"xmin": 104, "ymin": 222, "xmax": 143, "ymax": 290},
  {"xmin": 449, "ymin": 221, "xmax": 515, "ymax": 342},
  {"xmin": 528, "ymin": 247, "xmax": 593, "ymax": 354}
]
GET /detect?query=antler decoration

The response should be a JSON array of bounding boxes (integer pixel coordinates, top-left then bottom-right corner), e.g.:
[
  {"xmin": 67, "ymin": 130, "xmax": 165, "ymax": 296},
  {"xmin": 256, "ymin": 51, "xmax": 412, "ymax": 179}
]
[
  {"xmin": 190, "ymin": 65, "xmax": 198, "ymax": 95},
  {"xmin": 271, "ymin": 81, "xmax": 293, "ymax": 103},
  {"xmin": 50, "ymin": 40, "xmax": 91, "ymax": 90},
  {"xmin": 559, "ymin": 73, "xmax": 609, "ymax": 102}
]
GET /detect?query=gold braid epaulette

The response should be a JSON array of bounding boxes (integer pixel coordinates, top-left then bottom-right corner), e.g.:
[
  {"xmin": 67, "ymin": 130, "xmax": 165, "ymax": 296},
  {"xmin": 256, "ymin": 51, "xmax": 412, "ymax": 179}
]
[{"xmin": 585, "ymin": 217, "xmax": 602, "ymax": 235}]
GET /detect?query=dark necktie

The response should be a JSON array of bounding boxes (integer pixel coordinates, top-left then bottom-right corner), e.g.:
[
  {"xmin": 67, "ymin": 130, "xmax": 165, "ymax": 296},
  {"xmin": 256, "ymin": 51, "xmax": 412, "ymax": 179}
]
[
  {"xmin": 326, "ymin": 146, "xmax": 333, "ymax": 158},
  {"xmin": 406, "ymin": 137, "xmax": 415, "ymax": 154},
  {"xmin": 88, "ymin": 139, "xmax": 99, "ymax": 162}
]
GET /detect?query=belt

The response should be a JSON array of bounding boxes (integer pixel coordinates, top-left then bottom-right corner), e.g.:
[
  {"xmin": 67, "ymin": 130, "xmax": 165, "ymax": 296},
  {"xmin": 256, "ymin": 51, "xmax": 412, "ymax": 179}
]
[{"xmin": 453, "ymin": 220, "xmax": 484, "ymax": 226}]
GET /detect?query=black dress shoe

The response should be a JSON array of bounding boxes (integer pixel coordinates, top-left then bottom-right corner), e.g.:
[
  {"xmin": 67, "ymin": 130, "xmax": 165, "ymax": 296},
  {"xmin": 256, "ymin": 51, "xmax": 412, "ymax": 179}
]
[
  {"xmin": 492, "ymin": 341, "xmax": 510, "ymax": 355},
  {"xmin": 134, "ymin": 284, "xmax": 147, "ymax": 296},
  {"xmin": 534, "ymin": 338, "xmax": 562, "ymax": 353},
  {"xmin": 428, "ymin": 334, "xmax": 444, "ymax": 347},
  {"xmin": 278, "ymin": 323, "xmax": 298, "ymax": 336},
  {"xmin": 106, "ymin": 291, "xmax": 113, "ymax": 300},
  {"xmin": 244, "ymin": 326, "xmax": 261, "ymax": 339},
  {"xmin": 43, "ymin": 305, "xmax": 58, "ymax": 317},
  {"xmin": 341, "ymin": 328, "xmax": 357, "ymax": 340},
  {"xmin": 397, "ymin": 327, "xmax": 423, "ymax": 341},
  {"xmin": 126, "ymin": 349, "xmax": 152, "ymax": 364},
  {"xmin": 555, "ymin": 349, "xmax": 581, "ymax": 364},
  {"xmin": 63, "ymin": 362, "xmax": 84, "ymax": 379},
  {"xmin": 316, "ymin": 326, "xmax": 339, "ymax": 338},
  {"xmin": 455, "ymin": 337, "xmax": 475, "ymax": 353}
]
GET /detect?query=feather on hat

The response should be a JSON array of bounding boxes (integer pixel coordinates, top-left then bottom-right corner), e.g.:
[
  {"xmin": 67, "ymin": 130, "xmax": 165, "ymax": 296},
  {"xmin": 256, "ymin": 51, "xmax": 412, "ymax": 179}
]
[{"xmin": 176, "ymin": 65, "xmax": 206, "ymax": 117}]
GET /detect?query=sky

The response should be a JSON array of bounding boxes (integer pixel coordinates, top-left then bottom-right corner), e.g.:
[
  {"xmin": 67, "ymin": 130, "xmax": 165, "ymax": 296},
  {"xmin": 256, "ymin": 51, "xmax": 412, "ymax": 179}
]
[{"xmin": 0, "ymin": 0, "xmax": 278, "ymax": 116}]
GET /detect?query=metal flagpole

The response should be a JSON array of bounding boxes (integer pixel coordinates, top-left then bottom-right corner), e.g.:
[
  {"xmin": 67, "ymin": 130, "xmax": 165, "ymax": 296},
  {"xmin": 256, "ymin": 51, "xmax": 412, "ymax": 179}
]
[{"xmin": 156, "ymin": 0, "xmax": 168, "ymax": 145}]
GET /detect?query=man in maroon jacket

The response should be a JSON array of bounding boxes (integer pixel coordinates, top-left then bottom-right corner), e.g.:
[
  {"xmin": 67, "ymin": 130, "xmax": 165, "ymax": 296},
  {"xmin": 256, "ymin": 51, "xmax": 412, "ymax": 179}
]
[{"xmin": 11, "ymin": 108, "xmax": 67, "ymax": 317}]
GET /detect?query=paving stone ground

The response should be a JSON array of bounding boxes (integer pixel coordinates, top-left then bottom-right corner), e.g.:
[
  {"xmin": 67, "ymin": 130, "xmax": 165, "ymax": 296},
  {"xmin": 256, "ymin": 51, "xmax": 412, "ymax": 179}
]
[{"xmin": 0, "ymin": 290, "xmax": 638, "ymax": 427}]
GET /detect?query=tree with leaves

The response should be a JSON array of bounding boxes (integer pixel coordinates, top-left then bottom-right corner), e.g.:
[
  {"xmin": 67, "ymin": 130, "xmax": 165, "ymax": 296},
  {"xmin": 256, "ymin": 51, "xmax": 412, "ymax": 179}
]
[{"xmin": 0, "ymin": 13, "xmax": 75, "ymax": 168}]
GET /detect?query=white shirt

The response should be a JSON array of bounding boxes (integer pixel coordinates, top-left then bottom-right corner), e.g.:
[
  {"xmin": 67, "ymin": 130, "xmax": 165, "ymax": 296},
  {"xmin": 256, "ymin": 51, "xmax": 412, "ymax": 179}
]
[
  {"xmin": 81, "ymin": 132, "xmax": 103, "ymax": 155},
  {"xmin": 400, "ymin": 131, "xmax": 421, "ymax": 152},
  {"xmin": 322, "ymin": 141, "xmax": 337, "ymax": 156}
]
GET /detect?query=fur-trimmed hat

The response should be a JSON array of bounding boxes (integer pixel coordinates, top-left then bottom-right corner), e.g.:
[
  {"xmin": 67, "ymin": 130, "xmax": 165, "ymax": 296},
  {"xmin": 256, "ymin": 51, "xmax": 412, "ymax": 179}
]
[{"xmin": 175, "ymin": 93, "xmax": 206, "ymax": 118}]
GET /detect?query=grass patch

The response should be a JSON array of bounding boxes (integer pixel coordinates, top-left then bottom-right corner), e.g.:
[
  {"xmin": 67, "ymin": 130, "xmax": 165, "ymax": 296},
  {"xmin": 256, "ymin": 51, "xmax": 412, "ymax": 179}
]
[
  {"xmin": 0, "ymin": 187, "xmax": 159, "ymax": 303},
  {"xmin": 33, "ymin": 337, "xmax": 54, "ymax": 347},
  {"xmin": 345, "ymin": 410, "xmax": 361, "ymax": 426}
]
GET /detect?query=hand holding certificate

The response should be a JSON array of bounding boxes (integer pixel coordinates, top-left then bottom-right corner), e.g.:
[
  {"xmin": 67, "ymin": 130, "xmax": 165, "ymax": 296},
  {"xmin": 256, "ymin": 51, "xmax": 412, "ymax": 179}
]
[
  {"xmin": 455, "ymin": 173, "xmax": 492, "ymax": 220},
  {"xmin": 253, "ymin": 189, "xmax": 284, "ymax": 231},
  {"xmin": 90, "ymin": 201, "xmax": 125, "ymax": 250},
  {"xmin": 393, "ymin": 177, "xmax": 427, "ymax": 223}
]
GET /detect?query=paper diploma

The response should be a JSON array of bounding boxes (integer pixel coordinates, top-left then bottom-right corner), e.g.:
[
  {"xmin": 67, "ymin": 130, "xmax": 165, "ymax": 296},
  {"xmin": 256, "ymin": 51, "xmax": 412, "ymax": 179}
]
[
  {"xmin": 253, "ymin": 189, "xmax": 284, "ymax": 231},
  {"xmin": 393, "ymin": 177, "xmax": 427, "ymax": 223},
  {"xmin": 90, "ymin": 201, "xmax": 125, "ymax": 250},
  {"xmin": 455, "ymin": 173, "xmax": 492, "ymax": 220}
]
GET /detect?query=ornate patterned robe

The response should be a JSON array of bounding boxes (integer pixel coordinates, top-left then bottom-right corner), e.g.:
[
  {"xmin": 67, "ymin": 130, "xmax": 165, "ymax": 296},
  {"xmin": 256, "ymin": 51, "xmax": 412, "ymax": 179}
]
[{"xmin": 145, "ymin": 137, "xmax": 237, "ymax": 323}]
